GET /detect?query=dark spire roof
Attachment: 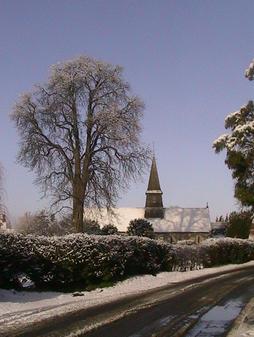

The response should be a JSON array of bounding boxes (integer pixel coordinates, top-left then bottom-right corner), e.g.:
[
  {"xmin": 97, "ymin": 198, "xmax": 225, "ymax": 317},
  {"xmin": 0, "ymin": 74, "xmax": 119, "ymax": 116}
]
[
  {"xmin": 145, "ymin": 156, "xmax": 164, "ymax": 218},
  {"xmin": 147, "ymin": 156, "xmax": 162, "ymax": 191}
]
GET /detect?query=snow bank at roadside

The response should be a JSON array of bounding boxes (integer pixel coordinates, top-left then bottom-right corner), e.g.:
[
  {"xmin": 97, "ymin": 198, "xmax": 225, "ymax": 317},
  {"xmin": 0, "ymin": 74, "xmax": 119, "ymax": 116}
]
[{"xmin": 1, "ymin": 260, "xmax": 254, "ymax": 330}]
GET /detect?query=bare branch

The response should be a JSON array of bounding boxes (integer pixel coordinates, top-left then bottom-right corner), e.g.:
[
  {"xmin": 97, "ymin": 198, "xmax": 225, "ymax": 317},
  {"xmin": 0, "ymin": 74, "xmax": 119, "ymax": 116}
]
[{"xmin": 12, "ymin": 55, "xmax": 151, "ymax": 231}]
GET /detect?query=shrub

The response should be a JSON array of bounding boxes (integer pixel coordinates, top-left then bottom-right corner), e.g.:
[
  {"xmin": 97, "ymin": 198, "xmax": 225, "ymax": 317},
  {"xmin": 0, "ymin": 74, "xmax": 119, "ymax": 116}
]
[
  {"xmin": 226, "ymin": 211, "xmax": 253, "ymax": 239},
  {"xmin": 200, "ymin": 238, "xmax": 254, "ymax": 267},
  {"xmin": 127, "ymin": 218, "xmax": 154, "ymax": 238},
  {"xmin": 101, "ymin": 224, "xmax": 118, "ymax": 235},
  {"xmin": 0, "ymin": 233, "xmax": 169, "ymax": 290},
  {"xmin": 83, "ymin": 219, "xmax": 101, "ymax": 234}
]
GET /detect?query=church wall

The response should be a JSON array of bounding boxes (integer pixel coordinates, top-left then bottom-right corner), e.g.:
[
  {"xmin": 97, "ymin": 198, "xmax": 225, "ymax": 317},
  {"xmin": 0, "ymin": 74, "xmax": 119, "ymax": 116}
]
[
  {"xmin": 118, "ymin": 231, "xmax": 209, "ymax": 244},
  {"xmin": 154, "ymin": 232, "xmax": 210, "ymax": 244}
]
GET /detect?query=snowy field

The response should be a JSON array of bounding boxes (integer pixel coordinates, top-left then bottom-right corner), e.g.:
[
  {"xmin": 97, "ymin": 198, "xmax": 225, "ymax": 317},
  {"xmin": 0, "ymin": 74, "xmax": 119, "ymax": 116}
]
[{"xmin": 1, "ymin": 261, "xmax": 254, "ymax": 336}]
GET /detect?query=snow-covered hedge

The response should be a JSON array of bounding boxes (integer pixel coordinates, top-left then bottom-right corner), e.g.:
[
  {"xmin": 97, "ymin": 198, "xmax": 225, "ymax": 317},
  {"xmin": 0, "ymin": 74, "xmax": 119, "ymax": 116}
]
[
  {"xmin": 0, "ymin": 233, "xmax": 254, "ymax": 290},
  {"xmin": 0, "ymin": 233, "xmax": 170, "ymax": 290},
  {"xmin": 200, "ymin": 238, "xmax": 254, "ymax": 267}
]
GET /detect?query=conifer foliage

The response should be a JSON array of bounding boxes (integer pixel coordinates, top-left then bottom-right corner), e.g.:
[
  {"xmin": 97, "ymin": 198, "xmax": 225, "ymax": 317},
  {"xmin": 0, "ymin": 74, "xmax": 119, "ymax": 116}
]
[
  {"xmin": 213, "ymin": 60, "xmax": 254, "ymax": 209},
  {"xmin": 226, "ymin": 211, "xmax": 252, "ymax": 239},
  {"xmin": 127, "ymin": 218, "xmax": 154, "ymax": 238}
]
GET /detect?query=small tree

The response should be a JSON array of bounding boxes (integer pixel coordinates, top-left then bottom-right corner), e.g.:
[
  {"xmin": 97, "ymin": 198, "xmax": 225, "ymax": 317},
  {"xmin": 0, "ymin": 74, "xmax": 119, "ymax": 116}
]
[
  {"xmin": 57, "ymin": 213, "xmax": 75, "ymax": 234},
  {"xmin": 127, "ymin": 218, "xmax": 154, "ymax": 238},
  {"xmin": 83, "ymin": 219, "xmax": 101, "ymax": 234},
  {"xmin": 226, "ymin": 211, "xmax": 253, "ymax": 239},
  {"xmin": 16, "ymin": 210, "xmax": 74, "ymax": 236},
  {"xmin": 101, "ymin": 224, "xmax": 118, "ymax": 235}
]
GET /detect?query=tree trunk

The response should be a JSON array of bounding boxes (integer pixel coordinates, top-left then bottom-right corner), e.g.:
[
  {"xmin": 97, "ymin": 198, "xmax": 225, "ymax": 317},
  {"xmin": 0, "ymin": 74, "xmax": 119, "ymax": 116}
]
[{"xmin": 72, "ymin": 178, "xmax": 85, "ymax": 232}]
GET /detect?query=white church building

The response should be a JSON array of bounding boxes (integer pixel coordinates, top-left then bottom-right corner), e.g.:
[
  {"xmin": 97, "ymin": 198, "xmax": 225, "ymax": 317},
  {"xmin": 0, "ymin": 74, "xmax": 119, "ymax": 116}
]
[{"xmin": 86, "ymin": 157, "xmax": 211, "ymax": 243}]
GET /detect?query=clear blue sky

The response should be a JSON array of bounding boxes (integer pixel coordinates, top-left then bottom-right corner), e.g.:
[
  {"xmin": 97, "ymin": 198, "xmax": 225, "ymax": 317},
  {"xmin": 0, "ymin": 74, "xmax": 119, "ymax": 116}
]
[{"xmin": 1, "ymin": 0, "xmax": 254, "ymax": 222}]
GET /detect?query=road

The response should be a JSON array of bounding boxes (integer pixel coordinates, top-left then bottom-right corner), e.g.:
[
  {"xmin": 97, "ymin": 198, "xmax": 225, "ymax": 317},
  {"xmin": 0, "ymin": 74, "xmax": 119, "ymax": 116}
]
[{"xmin": 2, "ymin": 265, "xmax": 254, "ymax": 337}]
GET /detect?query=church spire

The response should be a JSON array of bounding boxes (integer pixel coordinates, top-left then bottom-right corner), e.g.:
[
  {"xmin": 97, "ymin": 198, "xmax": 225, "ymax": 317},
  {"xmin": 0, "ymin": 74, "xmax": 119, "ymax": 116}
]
[
  {"xmin": 145, "ymin": 156, "xmax": 164, "ymax": 219},
  {"xmin": 147, "ymin": 156, "xmax": 162, "ymax": 191}
]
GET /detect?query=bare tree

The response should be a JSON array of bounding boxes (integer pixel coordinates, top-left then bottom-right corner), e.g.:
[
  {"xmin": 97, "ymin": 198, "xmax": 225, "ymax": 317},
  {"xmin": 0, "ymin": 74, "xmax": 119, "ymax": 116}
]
[{"xmin": 12, "ymin": 56, "xmax": 150, "ymax": 232}]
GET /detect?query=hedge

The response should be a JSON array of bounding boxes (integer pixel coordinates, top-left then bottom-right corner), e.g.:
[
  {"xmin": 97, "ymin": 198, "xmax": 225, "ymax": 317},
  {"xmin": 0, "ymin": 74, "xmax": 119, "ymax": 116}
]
[{"xmin": 0, "ymin": 233, "xmax": 254, "ymax": 291}]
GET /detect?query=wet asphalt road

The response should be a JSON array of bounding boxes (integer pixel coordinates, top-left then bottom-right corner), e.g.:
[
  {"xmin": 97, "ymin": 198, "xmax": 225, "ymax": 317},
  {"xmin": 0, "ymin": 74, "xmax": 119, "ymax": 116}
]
[
  {"xmin": 83, "ymin": 266, "xmax": 254, "ymax": 337},
  {"xmin": 2, "ymin": 265, "xmax": 254, "ymax": 337}
]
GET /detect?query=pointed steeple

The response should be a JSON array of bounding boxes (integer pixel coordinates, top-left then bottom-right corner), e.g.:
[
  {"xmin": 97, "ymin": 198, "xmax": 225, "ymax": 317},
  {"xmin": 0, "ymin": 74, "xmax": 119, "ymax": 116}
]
[
  {"xmin": 147, "ymin": 156, "xmax": 162, "ymax": 191},
  {"xmin": 145, "ymin": 156, "xmax": 164, "ymax": 219}
]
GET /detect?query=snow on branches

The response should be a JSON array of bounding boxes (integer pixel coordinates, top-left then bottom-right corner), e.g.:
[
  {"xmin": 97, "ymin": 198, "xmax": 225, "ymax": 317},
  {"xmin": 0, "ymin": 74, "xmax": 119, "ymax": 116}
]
[
  {"xmin": 245, "ymin": 59, "xmax": 254, "ymax": 80},
  {"xmin": 11, "ymin": 55, "xmax": 151, "ymax": 232},
  {"xmin": 213, "ymin": 101, "xmax": 254, "ymax": 153},
  {"xmin": 213, "ymin": 59, "xmax": 254, "ymax": 208}
]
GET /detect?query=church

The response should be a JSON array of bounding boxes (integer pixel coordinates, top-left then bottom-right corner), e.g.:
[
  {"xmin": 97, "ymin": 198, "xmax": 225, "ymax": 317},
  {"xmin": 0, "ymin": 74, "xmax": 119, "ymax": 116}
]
[{"xmin": 86, "ymin": 157, "xmax": 211, "ymax": 243}]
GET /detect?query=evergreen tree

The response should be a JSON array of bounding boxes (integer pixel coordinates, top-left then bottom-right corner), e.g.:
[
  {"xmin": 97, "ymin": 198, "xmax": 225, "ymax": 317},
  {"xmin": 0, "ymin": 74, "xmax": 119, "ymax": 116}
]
[
  {"xmin": 226, "ymin": 211, "xmax": 252, "ymax": 239},
  {"xmin": 213, "ymin": 59, "xmax": 254, "ymax": 210},
  {"xmin": 127, "ymin": 218, "xmax": 154, "ymax": 238}
]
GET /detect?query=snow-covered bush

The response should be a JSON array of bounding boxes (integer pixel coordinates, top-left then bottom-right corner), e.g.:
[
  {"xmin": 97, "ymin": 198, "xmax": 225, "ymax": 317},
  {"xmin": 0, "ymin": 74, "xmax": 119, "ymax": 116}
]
[
  {"xmin": 0, "ymin": 233, "xmax": 169, "ymax": 290},
  {"xmin": 127, "ymin": 218, "xmax": 154, "ymax": 238},
  {"xmin": 101, "ymin": 224, "xmax": 118, "ymax": 235},
  {"xmin": 171, "ymin": 244, "xmax": 204, "ymax": 271},
  {"xmin": 0, "ymin": 233, "xmax": 254, "ymax": 291},
  {"xmin": 200, "ymin": 238, "xmax": 254, "ymax": 267}
]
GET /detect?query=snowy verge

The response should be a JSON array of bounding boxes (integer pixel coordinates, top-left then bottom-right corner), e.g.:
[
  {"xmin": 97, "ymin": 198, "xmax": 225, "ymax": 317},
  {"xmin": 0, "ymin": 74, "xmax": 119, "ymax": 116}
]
[{"xmin": 1, "ymin": 260, "xmax": 254, "ymax": 331}]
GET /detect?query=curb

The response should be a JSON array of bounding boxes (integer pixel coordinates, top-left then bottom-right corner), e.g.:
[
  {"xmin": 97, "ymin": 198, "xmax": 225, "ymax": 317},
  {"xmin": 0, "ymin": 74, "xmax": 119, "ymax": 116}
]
[{"xmin": 227, "ymin": 298, "xmax": 254, "ymax": 336}]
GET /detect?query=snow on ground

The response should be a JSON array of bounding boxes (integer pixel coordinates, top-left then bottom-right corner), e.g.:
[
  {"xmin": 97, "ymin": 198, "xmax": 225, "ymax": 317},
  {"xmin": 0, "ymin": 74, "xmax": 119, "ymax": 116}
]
[{"xmin": 1, "ymin": 261, "xmax": 254, "ymax": 332}]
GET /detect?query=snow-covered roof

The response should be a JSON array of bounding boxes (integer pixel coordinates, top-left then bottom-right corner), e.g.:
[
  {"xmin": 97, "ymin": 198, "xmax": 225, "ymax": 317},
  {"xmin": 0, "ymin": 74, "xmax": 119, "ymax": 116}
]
[
  {"xmin": 151, "ymin": 207, "xmax": 211, "ymax": 233},
  {"xmin": 84, "ymin": 208, "xmax": 144, "ymax": 232},
  {"xmin": 85, "ymin": 207, "xmax": 211, "ymax": 233}
]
